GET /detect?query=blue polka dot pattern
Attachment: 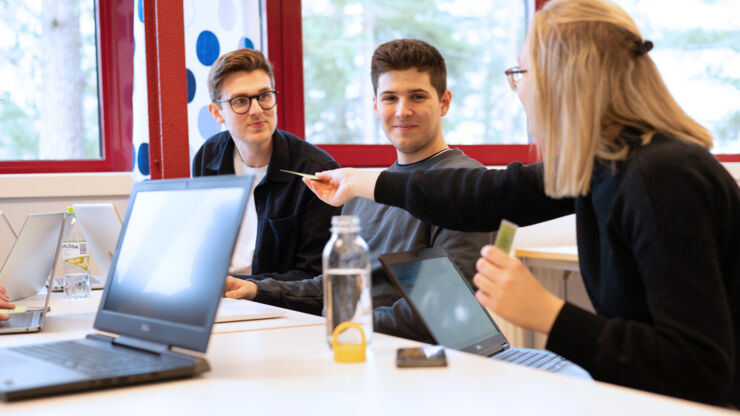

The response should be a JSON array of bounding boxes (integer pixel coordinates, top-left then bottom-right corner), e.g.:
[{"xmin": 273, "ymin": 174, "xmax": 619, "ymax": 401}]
[
  {"xmin": 218, "ymin": 0, "xmax": 236, "ymax": 31},
  {"xmin": 137, "ymin": 142, "xmax": 150, "ymax": 176},
  {"xmin": 186, "ymin": 68, "xmax": 196, "ymax": 103},
  {"xmin": 137, "ymin": 0, "xmax": 143, "ymax": 23},
  {"xmin": 196, "ymin": 31, "xmax": 220, "ymax": 66},
  {"xmin": 239, "ymin": 37, "xmax": 254, "ymax": 50},
  {"xmin": 197, "ymin": 105, "xmax": 222, "ymax": 139}
]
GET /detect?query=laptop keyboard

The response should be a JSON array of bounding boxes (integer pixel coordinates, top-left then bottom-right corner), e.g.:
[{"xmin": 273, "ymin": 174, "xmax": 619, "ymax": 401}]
[
  {"xmin": 10, "ymin": 340, "xmax": 192, "ymax": 376},
  {"xmin": 3, "ymin": 312, "xmax": 35, "ymax": 328},
  {"xmin": 496, "ymin": 349, "xmax": 570, "ymax": 373}
]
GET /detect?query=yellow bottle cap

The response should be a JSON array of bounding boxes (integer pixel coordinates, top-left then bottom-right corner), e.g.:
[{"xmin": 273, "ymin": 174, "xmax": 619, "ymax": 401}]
[
  {"xmin": 66, "ymin": 206, "xmax": 75, "ymax": 215},
  {"xmin": 332, "ymin": 321, "xmax": 366, "ymax": 363}
]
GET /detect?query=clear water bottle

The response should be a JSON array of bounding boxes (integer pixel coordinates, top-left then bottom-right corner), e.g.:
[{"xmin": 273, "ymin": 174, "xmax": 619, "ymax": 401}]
[
  {"xmin": 62, "ymin": 207, "xmax": 91, "ymax": 298},
  {"xmin": 323, "ymin": 215, "xmax": 372, "ymax": 347}
]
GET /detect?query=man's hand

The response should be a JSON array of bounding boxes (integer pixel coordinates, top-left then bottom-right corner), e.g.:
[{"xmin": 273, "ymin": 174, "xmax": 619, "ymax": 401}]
[
  {"xmin": 0, "ymin": 284, "xmax": 15, "ymax": 321},
  {"xmin": 303, "ymin": 168, "xmax": 381, "ymax": 207},
  {"xmin": 473, "ymin": 245, "xmax": 565, "ymax": 334},
  {"xmin": 224, "ymin": 276, "xmax": 258, "ymax": 301}
]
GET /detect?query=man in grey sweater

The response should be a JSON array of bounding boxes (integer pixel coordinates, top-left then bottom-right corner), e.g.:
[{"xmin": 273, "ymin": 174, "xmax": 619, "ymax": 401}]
[{"xmin": 223, "ymin": 39, "xmax": 492, "ymax": 341}]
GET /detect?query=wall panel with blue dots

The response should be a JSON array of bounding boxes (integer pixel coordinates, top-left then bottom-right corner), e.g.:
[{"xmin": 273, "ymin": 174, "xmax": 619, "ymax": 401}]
[{"xmin": 131, "ymin": 0, "xmax": 263, "ymax": 180}]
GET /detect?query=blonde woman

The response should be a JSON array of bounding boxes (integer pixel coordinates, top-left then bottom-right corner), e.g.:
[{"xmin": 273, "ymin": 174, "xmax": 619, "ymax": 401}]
[{"xmin": 305, "ymin": 0, "xmax": 740, "ymax": 407}]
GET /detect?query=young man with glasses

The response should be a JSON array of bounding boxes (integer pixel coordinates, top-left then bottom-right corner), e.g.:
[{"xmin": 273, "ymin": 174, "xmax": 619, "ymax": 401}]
[{"xmin": 192, "ymin": 48, "xmax": 341, "ymax": 282}]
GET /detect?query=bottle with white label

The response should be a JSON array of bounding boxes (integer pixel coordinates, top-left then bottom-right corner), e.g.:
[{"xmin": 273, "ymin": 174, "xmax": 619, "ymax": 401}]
[
  {"xmin": 62, "ymin": 206, "xmax": 91, "ymax": 298},
  {"xmin": 322, "ymin": 215, "xmax": 372, "ymax": 347}
]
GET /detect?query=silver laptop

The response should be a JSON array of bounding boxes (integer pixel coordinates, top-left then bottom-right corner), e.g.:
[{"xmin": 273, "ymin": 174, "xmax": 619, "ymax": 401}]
[
  {"xmin": 51, "ymin": 203, "xmax": 122, "ymax": 291},
  {"xmin": 0, "ymin": 175, "xmax": 252, "ymax": 401},
  {"xmin": 0, "ymin": 212, "xmax": 65, "ymax": 334},
  {"xmin": 380, "ymin": 247, "xmax": 592, "ymax": 380}
]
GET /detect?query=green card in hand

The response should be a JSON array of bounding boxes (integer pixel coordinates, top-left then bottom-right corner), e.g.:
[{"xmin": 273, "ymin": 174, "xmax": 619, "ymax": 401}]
[
  {"xmin": 493, "ymin": 219, "xmax": 519, "ymax": 255},
  {"xmin": 280, "ymin": 169, "xmax": 319, "ymax": 180}
]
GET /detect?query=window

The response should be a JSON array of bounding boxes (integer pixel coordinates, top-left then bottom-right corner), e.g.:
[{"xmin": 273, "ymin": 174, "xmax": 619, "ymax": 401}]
[
  {"xmin": 302, "ymin": 0, "xmax": 529, "ymax": 147},
  {"xmin": 613, "ymin": 0, "xmax": 740, "ymax": 155},
  {"xmin": 267, "ymin": 0, "xmax": 536, "ymax": 167},
  {"xmin": 269, "ymin": 0, "xmax": 738, "ymax": 166},
  {"xmin": 0, "ymin": 0, "xmax": 133, "ymax": 174},
  {"xmin": 0, "ymin": 1, "xmax": 99, "ymax": 160}
]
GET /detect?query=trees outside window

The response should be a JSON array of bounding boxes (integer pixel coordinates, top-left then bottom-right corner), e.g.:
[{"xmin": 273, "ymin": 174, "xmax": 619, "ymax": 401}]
[
  {"xmin": 302, "ymin": 0, "xmax": 530, "ymax": 147},
  {"xmin": 0, "ymin": 0, "xmax": 100, "ymax": 161}
]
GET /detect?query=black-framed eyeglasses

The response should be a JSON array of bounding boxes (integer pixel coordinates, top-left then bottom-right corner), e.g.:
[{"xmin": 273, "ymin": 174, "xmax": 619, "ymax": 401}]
[
  {"xmin": 504, "ymin": 67, "xmax": 528, "ymax": 91},
  {"xmin": 214, "ymin": 90, "xmax": 279, "ymax": 114}
]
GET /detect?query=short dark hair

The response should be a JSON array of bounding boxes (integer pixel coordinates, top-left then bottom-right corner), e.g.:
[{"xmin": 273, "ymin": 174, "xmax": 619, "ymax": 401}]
[
  {"xmin": 370, "ymin": 39, "xmax": 447, "ymax": 99},
  {"xmin": 208, "ymin": 48, "xmax": 275, "ymax": 102}
]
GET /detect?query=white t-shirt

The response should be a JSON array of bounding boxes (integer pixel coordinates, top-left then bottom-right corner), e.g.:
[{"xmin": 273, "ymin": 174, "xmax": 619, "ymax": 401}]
[{"xmin": 230, "ymin": 151, "xmax": 268, "ymax": 275}]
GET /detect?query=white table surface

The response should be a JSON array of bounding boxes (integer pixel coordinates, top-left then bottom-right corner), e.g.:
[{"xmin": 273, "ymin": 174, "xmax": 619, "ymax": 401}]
[{"xmin": 2, "ymin": 290, "xmax": 735, "ymax": 415}]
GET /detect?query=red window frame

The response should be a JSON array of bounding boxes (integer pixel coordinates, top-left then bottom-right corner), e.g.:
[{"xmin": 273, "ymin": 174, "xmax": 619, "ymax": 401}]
[
  {"xmin": 266, "ymin": 0, "xmax": 739, "ymax": 166},
  {"xmin": 0, "ymin": 0, "xmax": 134, "ymax": 174}
]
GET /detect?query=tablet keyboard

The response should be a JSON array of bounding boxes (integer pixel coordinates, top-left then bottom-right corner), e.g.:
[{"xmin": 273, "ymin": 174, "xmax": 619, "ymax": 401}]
[{"xmin": 495, "ymin": 349, "xmax": 570, "ymax": 372}]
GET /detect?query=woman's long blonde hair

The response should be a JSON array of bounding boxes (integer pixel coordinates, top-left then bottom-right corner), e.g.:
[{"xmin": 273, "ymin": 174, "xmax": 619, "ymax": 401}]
[{"xmin": 529, "ymin": 0, "xmax": 712, "ymax": 198}]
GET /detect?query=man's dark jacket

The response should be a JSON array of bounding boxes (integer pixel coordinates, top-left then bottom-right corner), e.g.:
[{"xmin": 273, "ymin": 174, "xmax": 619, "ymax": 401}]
[{"xmin": 192, "ymin": 129, "xmax": 341, "ymax": 281}]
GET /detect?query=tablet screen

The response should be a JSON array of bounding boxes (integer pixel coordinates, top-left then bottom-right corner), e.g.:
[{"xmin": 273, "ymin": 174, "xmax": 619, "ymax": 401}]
[{"xmin": 388, "ymin": 256, "xmax": 501, "ymax": 350}]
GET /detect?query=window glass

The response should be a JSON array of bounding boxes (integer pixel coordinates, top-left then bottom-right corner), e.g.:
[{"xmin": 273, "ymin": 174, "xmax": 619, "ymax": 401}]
[
  {"xmin": 302, "ymin": 0, "xmax": 530, "ymax": 145},
  {"xmin": 0, "ymin": 1, "xmax": 100, "ymax": 161},
  {"xmin": 613, "ymin": 0, "xmax": 740, "ymax": 154}
]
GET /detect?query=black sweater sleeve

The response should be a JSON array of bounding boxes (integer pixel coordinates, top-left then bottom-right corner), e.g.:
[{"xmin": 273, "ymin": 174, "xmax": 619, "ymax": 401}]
[
  {"xmin": 374, "ymin": 162, "xmax": 574, "ymax": 232},
  {"xmin": 251, "ymin": 275, "xmax": 324, "ymax": 316}
]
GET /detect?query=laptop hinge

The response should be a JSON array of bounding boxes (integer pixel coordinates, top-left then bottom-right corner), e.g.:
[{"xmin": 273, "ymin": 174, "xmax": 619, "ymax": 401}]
[
  {"xmin": 490, "ymin": 343, "xmax": 508, "ymax": 355},
  {"xmin": 112, "ymin": 335, "xmax": 170, "ymax": 355}
]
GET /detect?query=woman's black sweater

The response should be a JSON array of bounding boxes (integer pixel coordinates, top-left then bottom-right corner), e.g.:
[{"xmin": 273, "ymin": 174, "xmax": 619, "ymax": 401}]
[{"xmin": 375, "ymin": 133, "xmax": 740, "ymax": 407}]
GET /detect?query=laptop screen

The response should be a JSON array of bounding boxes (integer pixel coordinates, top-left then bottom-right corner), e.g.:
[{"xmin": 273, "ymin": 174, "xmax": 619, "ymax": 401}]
[
  {"xmin": 94, "ymin": 176, "xmax": 252, "ymax": 352},
  {"xmin": 382, "ymin": 248, "xmax": 506, "ymax": 352}
]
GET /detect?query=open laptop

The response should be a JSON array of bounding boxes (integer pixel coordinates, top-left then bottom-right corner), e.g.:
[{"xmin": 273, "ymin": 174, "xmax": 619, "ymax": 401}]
[
  {"xmin": 380, "ymin": 247, "xmax": 592, "ymax": 380},
  {"xmin": 51, "ymin": 203, "xmax": 122, "ymax": 291},
  {"xmin": 0, "ymin": 212, "xmax": 65, "ymax": 334},
  {"xmin": 0, "ymin": 175, "xmax": 253, "ymax": 401}
]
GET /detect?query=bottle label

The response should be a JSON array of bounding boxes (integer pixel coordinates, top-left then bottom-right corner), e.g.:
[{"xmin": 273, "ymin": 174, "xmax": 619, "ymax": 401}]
[{"xmin": 63, "ymin": 241, "xmax": 89, "ymax": 272}]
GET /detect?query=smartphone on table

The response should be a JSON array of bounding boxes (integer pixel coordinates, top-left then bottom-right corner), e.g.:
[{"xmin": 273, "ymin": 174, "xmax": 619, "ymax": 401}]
[{"xmin": 396, "ymin": 345, "xmax": 447, "ymax": 368}]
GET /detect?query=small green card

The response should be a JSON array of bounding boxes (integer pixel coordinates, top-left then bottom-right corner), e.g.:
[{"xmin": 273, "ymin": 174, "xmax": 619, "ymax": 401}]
[
  {"xmin": 0, "ymin": 306, "xmax": 27, "ymax": 314},
  {"xmin": 494, "ymin": 219, "xmax": 519, "ymax": 255},
  {"xmin": 280, "ymin": 169, "xmax": 319, "ymax": 180}
]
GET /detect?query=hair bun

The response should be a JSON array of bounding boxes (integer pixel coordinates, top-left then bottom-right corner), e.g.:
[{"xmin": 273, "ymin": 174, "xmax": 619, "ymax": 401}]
[{"xmin": 634, "ymin": 40, "xmax": 653, "ymax": 56}]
